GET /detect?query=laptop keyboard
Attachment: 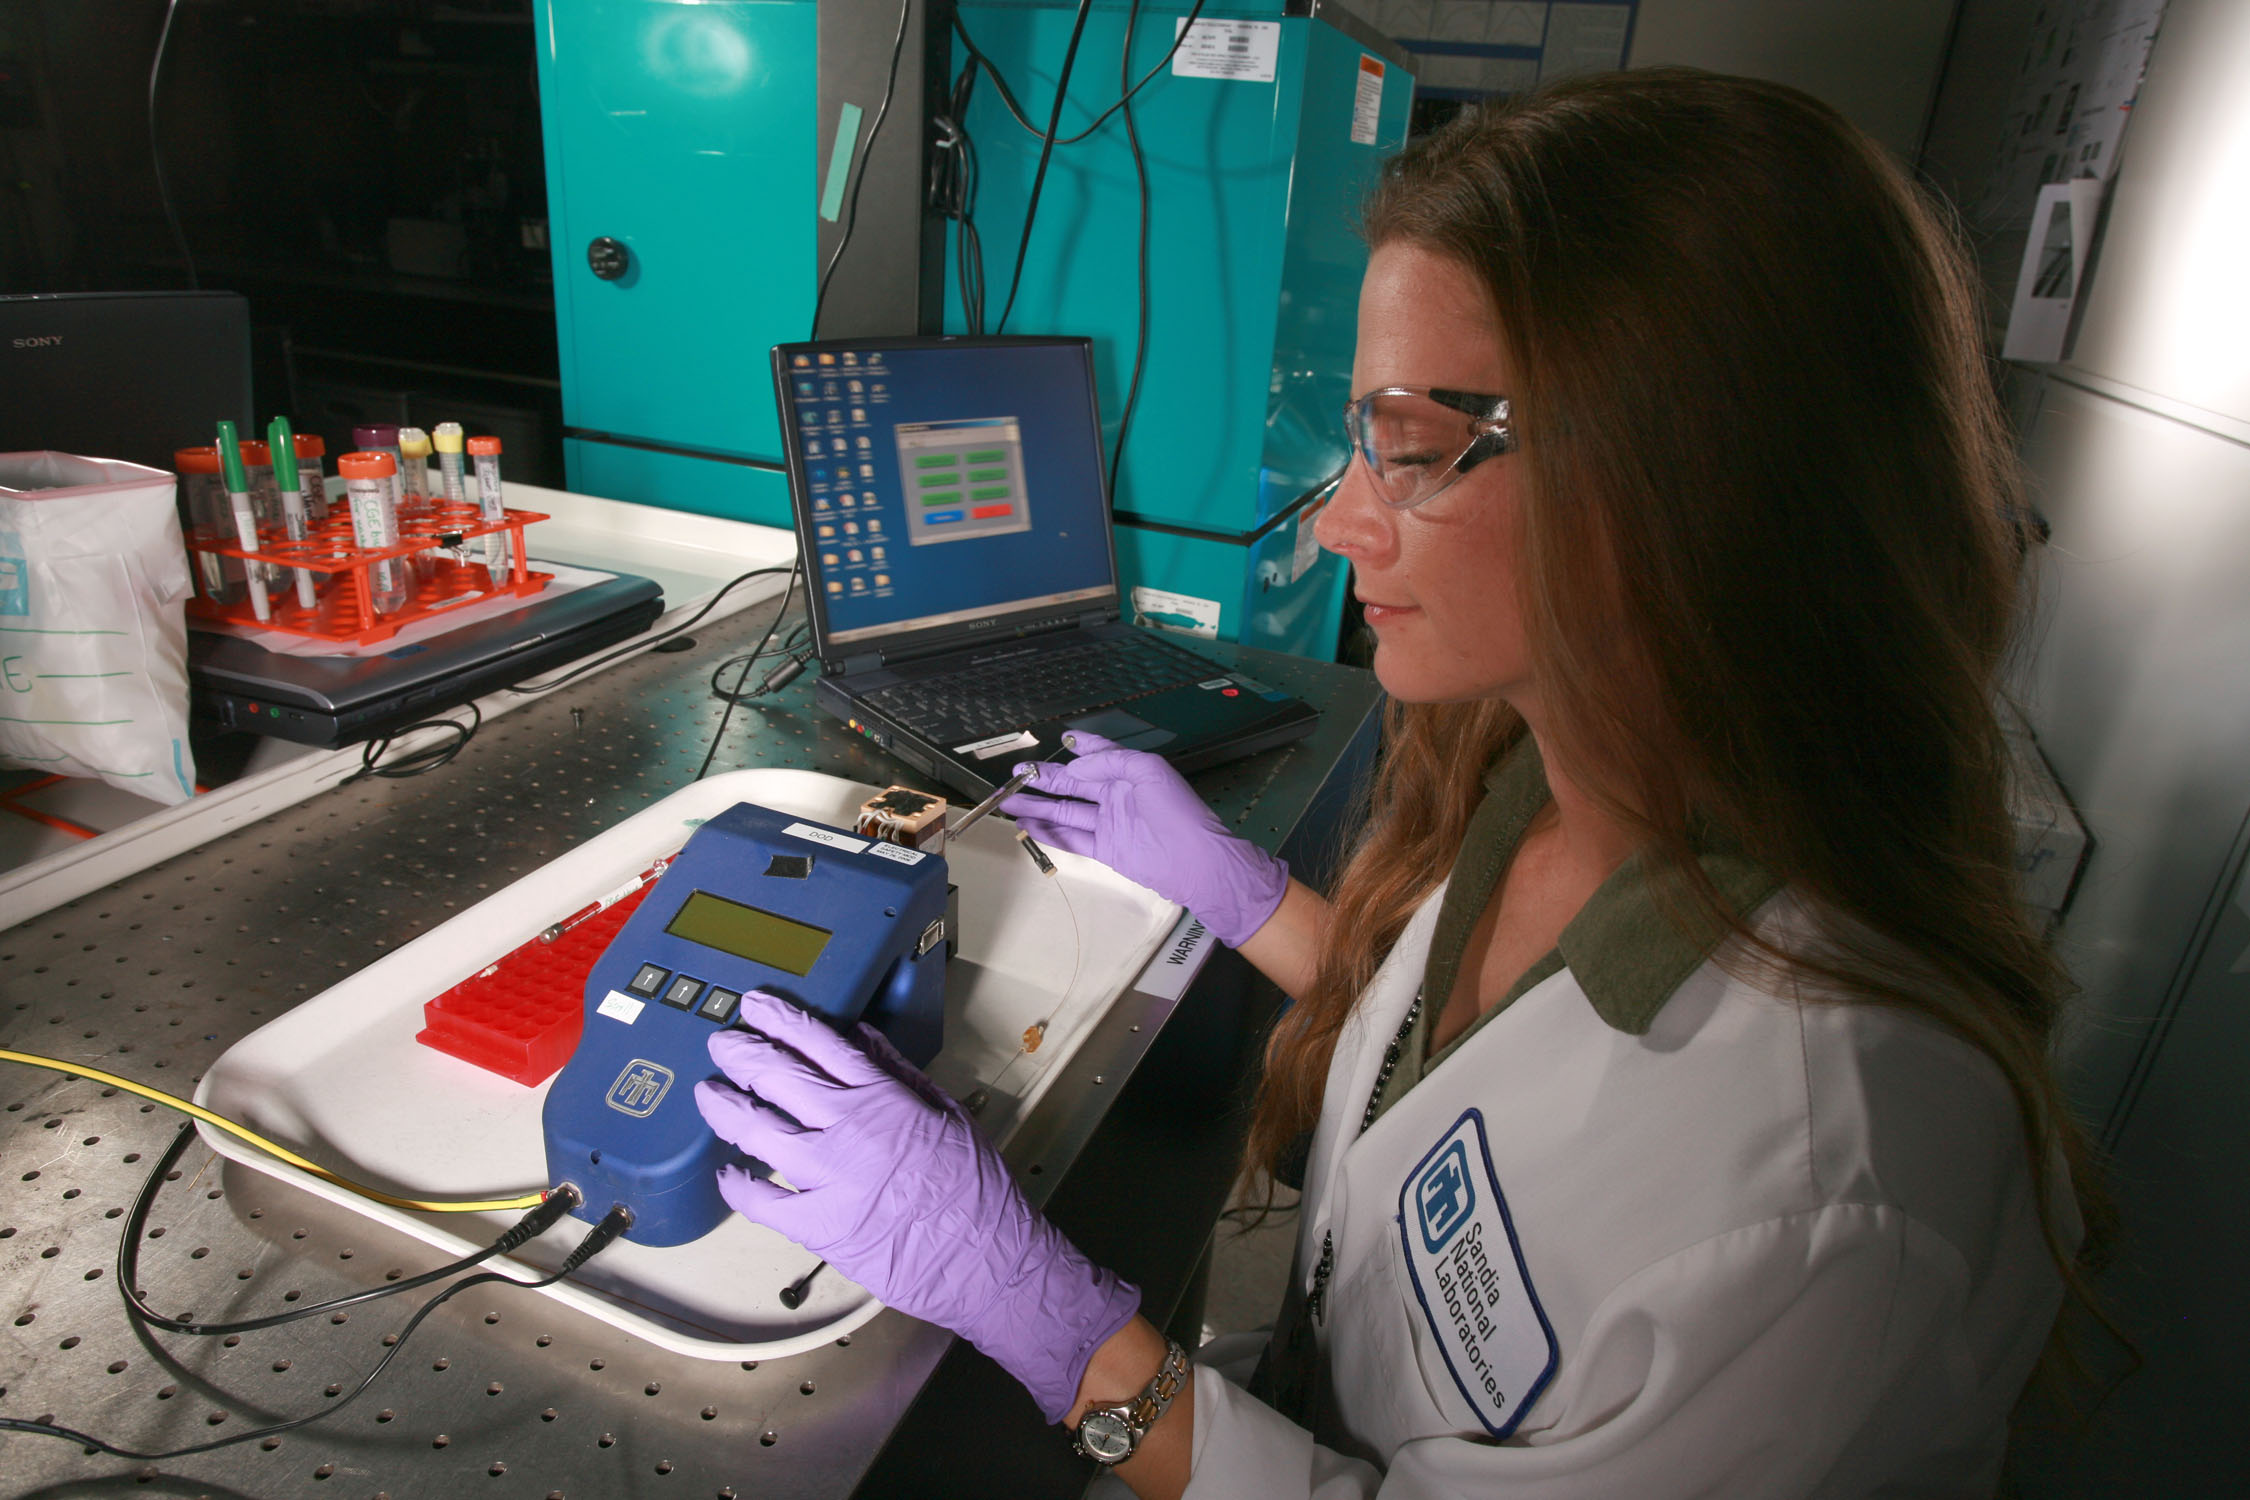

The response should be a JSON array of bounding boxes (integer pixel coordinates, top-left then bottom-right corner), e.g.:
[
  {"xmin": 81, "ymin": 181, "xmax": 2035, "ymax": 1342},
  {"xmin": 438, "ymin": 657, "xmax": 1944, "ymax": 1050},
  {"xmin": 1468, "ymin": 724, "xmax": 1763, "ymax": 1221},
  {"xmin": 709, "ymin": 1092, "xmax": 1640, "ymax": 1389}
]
[{"xmin": 863, "ymin": 634, "xmax": 1216, "ymax": 744}]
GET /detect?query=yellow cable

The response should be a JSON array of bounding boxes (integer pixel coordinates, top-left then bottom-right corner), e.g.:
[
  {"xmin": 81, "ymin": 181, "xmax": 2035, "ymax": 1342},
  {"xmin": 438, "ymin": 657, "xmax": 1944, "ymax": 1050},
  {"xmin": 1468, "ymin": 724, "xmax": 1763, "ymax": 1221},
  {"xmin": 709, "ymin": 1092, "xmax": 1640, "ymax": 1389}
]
[{"xmin": 0, "ymin": 1048, "xmax": 546, "ymax": 1214}]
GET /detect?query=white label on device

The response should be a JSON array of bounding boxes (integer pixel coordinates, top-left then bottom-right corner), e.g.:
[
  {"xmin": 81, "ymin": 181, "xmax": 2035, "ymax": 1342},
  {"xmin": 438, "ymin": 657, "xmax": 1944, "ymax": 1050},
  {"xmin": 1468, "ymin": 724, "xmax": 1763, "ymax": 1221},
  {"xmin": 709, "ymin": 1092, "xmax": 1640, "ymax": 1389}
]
[
  {"xmin": 1351, "ymin": 55, "xmax": 1385, "ymax": 146},
  {"xmin": 869, "ymin": 842, "xmax": 926, "ymax": 865},
  {"xmin": 1136, "ymin": 913, "xmax": 1212, "ymax": 1001},
  {"xmin": 785, "ymin": 822, "xmax": 869, "ymax": 854},
  {"xmin": 597, "ymin": 991, "xmax": 645, "ymax": 1024},
  {"xmin": 956, "ymin": 729, "xmax": 1038, "ymax": 759},
  {"xmin": 1173, "ymin": 17, "xmax": 1280, "ymax": 82}
]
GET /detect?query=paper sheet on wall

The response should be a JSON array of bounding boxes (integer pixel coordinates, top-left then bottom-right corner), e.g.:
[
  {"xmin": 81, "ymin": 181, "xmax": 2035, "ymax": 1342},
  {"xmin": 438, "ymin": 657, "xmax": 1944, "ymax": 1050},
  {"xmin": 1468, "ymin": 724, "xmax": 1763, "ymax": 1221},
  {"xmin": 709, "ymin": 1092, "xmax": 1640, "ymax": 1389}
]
[
  {"xmin": 1972, "ymin": 0, "xmax": 2168, "ymax": 233},
  {"xmin": 2002, "ymin": 178, "xmax": 2107, "ymax": 363}
]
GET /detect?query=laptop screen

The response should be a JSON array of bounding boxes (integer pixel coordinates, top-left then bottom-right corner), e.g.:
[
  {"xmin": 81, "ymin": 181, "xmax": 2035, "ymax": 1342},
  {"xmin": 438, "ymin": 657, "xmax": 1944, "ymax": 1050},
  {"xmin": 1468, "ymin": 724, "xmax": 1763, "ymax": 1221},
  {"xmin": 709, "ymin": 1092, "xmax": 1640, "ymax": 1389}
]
[{"xmin": 774, "ymin": 338, "xmax": 1117, "ymax": 651}]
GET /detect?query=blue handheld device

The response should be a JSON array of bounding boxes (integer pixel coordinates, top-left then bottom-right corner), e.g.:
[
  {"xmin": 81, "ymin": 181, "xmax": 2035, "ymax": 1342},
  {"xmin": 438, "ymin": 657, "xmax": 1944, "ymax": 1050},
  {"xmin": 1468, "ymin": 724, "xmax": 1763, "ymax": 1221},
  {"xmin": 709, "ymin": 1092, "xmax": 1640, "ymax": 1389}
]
[{"xmin": 541, "ymin": 802, "xmax": 950, "ymax": 1246}]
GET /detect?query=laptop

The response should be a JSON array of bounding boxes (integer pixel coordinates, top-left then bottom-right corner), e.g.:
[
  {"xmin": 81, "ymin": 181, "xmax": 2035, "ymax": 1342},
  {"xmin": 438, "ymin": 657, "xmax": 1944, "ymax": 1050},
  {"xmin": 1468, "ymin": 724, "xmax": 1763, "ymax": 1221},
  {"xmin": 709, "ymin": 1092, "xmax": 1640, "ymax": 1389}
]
[
  {"xmin": 771, "ymin": 335, "xmax": 1318, "ymax": 801},
  {"xmin": 189, "ymin": 568, "xmax": 664, "ymax": 748}
]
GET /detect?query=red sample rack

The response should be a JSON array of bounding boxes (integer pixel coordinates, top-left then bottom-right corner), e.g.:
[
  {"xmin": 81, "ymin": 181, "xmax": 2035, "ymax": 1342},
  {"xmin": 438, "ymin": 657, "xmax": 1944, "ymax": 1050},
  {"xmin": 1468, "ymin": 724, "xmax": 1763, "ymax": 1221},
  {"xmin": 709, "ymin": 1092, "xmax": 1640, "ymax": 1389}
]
[
  {"xmin": 184, "ymin": 495, "xmax": 552, "ymax": 647},
  {"xmin": 416, "ymin": 887, "xmax": 652, "ymax": 1087}
]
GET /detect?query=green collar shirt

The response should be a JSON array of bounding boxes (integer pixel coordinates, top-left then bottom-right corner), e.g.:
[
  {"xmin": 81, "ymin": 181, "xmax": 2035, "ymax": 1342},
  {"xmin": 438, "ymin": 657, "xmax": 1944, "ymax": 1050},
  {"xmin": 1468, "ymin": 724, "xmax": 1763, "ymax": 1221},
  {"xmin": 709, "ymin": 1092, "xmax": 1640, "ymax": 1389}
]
[{"xmin": 1369, "ymin": 737, "xmax": 1779, "ymax": 1125}]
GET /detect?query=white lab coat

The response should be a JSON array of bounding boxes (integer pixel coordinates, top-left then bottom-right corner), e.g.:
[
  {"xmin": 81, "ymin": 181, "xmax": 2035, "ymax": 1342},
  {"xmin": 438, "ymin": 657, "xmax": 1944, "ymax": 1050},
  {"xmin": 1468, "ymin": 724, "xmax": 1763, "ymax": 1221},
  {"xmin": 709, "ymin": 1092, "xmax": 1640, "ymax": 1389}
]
[{"xmin": 1185, "ymin": 883, "xmax": 2066, "ymax": 1498}]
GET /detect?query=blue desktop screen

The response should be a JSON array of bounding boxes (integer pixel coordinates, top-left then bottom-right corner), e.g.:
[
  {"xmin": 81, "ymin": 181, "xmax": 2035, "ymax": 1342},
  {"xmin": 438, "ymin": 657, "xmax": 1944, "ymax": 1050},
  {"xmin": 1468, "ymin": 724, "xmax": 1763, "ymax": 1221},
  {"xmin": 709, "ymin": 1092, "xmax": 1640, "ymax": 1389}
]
[{"xmin": 781, "ymin": 342, "xmax": 1115, "ymax": 647}]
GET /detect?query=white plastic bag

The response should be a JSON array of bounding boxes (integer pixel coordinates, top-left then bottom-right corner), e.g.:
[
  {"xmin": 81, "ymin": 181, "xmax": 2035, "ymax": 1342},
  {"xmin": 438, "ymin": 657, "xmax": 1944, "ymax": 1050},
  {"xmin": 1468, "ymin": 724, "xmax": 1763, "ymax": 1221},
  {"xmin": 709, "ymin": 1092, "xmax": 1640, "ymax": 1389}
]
[{"xmin": 0, "ymin": 452, "xmax": 198, "ymax": 804}]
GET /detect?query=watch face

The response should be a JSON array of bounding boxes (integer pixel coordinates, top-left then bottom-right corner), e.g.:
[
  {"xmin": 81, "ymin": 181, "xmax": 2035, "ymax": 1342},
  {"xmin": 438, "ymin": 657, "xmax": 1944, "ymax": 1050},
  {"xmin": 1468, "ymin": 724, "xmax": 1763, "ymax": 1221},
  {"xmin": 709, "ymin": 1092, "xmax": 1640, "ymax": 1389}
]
[{"xmin": 1078, "ymin": 1409, "xmax": 1135, "ymax": 1464}]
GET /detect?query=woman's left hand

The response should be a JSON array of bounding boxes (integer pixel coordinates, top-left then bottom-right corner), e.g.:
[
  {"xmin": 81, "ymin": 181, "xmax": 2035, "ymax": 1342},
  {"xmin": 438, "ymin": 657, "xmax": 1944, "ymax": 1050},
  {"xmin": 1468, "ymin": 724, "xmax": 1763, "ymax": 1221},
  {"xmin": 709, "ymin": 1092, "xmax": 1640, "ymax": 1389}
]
[{"xmin": 692, "ymin": 990, "xmax": 1141, "ymax": 1424}]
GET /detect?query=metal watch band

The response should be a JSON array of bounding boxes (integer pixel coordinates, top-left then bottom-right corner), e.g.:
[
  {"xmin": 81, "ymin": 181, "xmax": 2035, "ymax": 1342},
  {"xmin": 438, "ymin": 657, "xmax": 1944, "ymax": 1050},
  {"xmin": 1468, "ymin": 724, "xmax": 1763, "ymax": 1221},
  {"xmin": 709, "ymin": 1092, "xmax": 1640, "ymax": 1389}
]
[{"xmin": 1072, "ymin": 1338, "xmax": 1190, "ymax": 1466}]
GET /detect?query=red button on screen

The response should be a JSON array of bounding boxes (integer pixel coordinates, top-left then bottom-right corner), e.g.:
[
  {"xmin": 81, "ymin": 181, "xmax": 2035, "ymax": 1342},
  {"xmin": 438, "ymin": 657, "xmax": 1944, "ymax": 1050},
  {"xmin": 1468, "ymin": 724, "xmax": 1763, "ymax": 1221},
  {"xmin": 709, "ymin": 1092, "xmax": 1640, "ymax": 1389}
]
[
  {"xmin": 969, "ymin": 503, "xmax": 1012, "ymax": 520},
  {"xmin": 1222, "ymin": 687, "xmax": 1239, "ymax": 696}
]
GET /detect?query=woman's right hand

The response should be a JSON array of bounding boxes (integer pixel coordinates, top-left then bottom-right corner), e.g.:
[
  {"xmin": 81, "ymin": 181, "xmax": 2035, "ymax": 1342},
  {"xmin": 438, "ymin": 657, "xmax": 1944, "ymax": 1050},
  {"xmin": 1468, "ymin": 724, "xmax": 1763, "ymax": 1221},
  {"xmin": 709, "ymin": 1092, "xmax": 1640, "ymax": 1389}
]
[{"xmin": 999, "ymin": 731, "xmax": 1290, "ymax": 947}]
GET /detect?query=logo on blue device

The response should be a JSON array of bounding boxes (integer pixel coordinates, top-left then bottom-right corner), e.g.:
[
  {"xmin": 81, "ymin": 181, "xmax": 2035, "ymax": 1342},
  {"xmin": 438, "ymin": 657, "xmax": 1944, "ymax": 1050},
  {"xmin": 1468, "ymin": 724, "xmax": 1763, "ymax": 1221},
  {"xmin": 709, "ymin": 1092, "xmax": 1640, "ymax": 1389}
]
[
  {"xmin": 606, "ymin": 1059, "xmax": 673, "ymax": 1118},
  {"xmin": 1414, "ymin": 1140, "xmax": 1477, "ymax": 1254}
]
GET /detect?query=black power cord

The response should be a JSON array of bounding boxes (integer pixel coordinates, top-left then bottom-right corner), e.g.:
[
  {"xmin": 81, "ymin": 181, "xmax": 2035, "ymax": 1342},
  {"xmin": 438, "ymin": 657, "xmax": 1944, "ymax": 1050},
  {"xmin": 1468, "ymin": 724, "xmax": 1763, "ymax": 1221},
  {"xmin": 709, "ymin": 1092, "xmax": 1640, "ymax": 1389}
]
[
  {"xmin": 993, "ymin": 0, "xmax": 1097, "ymax": 335},
  {"xmin": 952, "ymin": 0, "xmax": 1207, "ymax": 147},
  {"xmin": 148, "ymin": 0, "xmax": 198, "ymax": 289},
  {"xmin": 339, "ymin": 700, "xmax": 481, "ymax": 785},
  {"xmin": 0, "ymin": 1127, "xmax": 630, "ymax": 1462},
  {"xmin": 812, "ymin": 0, "xmax": 916, "ymax": 335},
  {"xmin": 1110, "ymin": 0, "xmax": 1153, "ymax": 505},
  {"xmin": 507, "ymin": 564, "xmax": 796, "ymax": 695},
  {"xmin": 694, "ymin": 560, "xmax": 803, "ymax": 780},
  {"xmin": 114, "ymin": 1125, "xmax": 580, "ymax": 1338}
]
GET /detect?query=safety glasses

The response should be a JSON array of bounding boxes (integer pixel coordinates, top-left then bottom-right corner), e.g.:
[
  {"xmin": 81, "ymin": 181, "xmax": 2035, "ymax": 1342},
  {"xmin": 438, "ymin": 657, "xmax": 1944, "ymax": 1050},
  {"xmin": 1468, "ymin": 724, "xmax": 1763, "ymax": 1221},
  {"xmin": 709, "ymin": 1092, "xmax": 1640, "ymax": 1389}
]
[{"xmin": 1340, "ymin": 386, "xmax": 1514, "ymax": 511}]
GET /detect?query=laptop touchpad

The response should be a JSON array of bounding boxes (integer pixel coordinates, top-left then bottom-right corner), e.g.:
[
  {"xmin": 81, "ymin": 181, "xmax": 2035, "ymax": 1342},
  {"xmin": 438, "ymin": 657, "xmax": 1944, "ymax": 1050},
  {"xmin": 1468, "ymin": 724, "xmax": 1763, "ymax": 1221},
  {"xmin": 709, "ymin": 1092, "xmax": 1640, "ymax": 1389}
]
[{"xmin": 1065, "ymin": 708, "xmax": 1176, "ymax": 753}]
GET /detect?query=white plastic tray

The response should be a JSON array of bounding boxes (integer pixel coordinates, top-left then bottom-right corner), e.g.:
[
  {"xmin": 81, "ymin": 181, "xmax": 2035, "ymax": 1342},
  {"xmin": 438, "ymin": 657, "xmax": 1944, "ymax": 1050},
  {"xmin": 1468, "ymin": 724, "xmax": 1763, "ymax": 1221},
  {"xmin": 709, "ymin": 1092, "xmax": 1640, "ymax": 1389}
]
[{"xmin": 194, "ymin": 769, "xmax": 1179, "ymax": 1360}]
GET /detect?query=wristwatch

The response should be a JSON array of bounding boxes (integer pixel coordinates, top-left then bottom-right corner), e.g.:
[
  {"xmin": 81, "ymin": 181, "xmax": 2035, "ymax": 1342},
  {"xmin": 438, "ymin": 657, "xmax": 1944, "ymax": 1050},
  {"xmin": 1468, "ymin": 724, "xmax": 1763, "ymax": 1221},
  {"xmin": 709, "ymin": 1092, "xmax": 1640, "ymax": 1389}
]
[{"xmin": 1072, "ymin": 1338, "xmax": 1190, "ymax": 1466}]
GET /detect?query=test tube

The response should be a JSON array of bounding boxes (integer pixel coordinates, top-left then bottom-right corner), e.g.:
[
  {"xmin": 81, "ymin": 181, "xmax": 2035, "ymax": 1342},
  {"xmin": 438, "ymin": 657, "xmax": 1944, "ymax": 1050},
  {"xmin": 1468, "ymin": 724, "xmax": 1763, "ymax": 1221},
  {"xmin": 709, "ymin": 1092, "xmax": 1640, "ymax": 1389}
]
[
  {"xmin": 215, "ymin": 420, "xmax": 271, "ymax": 622},
  {"xmin": 237, "ymin": 439, "xmax": 287, "ymax": 596},
  {"xmin": 352, "ymin": 423, "xmax": 405, "ymax": 515},
  {"xmin": 337, "ymin": 450, "xmax": 410, "ymax": 615},
  {"xmin": 267, "ymin": 416, "xmax": 320, "ymax": 611},
  {"xmin": 290, "ymin": 432, "xmax": 329, "ymax": 523},
  {"xmin": 173, "ymin": 445, "xmax": 242, "ymax": 604},
  {"xmin": 467, "ymin": 434, "xmax": 511, "ymax": 587},
  {"xmin": 398, "ymin": 426, "xmax": 433, "ymax": 501},
  {"xmin": 432, "ymin": 422, "xmax": 467, "ymax": 506}
]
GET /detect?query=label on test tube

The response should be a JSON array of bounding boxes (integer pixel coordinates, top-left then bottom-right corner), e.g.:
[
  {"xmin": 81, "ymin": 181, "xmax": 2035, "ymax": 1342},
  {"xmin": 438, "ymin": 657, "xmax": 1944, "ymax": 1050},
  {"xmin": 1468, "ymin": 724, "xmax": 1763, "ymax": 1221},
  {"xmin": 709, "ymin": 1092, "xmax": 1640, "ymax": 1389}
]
[
  {"xmin": 268, "ymin": 416, "xmax": 320, "ymax": 610},
  {"xmin": 215, "ymin": 420, "xmax": 271, "ymax": 622},
  {"xmin": 291, "ymin": 433, "xmax": 328, "ymax": 522},
  {"xmin": 467, "ymin": 434, "xmax": 509, "ymax": 587},
  {"xmin": 338, "ymin": 450, "xmax": 409, "ymax": 614}
]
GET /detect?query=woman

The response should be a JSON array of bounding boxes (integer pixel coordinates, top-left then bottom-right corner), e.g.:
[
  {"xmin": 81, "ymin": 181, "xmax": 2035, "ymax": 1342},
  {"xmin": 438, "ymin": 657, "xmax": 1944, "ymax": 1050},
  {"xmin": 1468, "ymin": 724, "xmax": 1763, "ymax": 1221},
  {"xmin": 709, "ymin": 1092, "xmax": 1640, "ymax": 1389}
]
[{"xmin": 694, "ymin": 70, "xmax": 2097, "ymax": 1497}]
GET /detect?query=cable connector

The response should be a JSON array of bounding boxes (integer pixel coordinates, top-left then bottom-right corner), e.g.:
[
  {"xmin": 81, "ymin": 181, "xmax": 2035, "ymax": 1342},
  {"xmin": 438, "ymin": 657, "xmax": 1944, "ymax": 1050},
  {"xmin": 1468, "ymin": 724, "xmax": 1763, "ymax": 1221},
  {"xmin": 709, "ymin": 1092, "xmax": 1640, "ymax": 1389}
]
[
  {"xmin": 758, "ymin": 649, "xmax": 811, "ymax": 695},
  {"xmin": 492, "ymin": 1184, "xmax": 582, "ymax": 1254},
  {"xmin": 558, "ymin": 1205, "xmax": 634, "ymax": 1277}
]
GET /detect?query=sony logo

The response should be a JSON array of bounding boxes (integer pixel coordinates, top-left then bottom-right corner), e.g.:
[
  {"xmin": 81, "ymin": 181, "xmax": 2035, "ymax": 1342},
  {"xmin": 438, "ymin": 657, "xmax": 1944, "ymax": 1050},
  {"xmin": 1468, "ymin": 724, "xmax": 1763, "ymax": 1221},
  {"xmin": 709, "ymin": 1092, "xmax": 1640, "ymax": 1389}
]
[
  {"xmin": 963, "ymin": 617, "xmax": 997, "ymax": 631},
  {"xmin": 11, "ymin": 335, "xmax": 62, "ymax": 349}
]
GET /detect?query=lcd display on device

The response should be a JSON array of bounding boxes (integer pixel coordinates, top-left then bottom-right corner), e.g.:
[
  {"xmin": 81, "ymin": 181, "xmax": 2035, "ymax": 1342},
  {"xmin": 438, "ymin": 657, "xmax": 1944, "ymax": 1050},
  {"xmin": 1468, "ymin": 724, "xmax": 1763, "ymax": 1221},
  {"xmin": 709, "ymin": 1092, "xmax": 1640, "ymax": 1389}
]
[{"xmin": 664, "ymin": 892, "xmax": 832, "ymax": 976}]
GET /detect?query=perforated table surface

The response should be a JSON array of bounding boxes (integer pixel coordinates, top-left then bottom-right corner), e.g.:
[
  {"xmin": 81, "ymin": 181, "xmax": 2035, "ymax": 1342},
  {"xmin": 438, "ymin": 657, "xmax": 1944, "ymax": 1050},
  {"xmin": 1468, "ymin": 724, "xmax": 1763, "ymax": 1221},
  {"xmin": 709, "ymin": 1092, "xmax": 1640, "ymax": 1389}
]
[{"xmin": 0, "ymin": 594, "xmax": 1378, "ymax": 1500}]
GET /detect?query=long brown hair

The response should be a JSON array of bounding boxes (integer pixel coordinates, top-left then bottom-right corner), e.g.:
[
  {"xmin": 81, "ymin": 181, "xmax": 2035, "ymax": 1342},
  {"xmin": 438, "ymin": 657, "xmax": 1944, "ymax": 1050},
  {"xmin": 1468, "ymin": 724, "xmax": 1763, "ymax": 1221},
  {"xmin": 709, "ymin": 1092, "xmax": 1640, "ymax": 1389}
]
[{"xmin": 1247, "ymin": 70, "xmax": 2107, "ymax": 1341}]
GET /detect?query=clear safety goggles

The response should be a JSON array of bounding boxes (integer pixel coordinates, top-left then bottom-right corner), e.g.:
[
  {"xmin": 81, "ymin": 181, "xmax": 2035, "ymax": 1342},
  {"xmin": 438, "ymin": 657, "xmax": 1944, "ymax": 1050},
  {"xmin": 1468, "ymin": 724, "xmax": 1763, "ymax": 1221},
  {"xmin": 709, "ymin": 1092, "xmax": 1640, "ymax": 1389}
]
[{"xmin": 1341, "ymin": 386, "xmax": 1514, "ymax": 511}]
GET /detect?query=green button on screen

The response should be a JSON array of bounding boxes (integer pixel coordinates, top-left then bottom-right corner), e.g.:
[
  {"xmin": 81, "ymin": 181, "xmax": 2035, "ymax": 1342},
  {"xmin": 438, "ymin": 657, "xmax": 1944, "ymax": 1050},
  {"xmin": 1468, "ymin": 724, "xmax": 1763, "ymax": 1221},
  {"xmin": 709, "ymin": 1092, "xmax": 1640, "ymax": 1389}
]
[
  {"xmin": 918, "ymin": 470, "xmax": 960, "ymax": 487},
  {"xmin": 967, "ymin": 468, "xmax": 1008, "ymax": 483},
  {"xmin": 913, "ymin": 454, "xmax": 959, "ymax": 469},
  {"xmin": 919, "ymin": 491, "xmax": 962, "ymax": 506},
  {"xmin": 964, "ymin": 449, "xmax": 1005, "ymax": 464},
  {"xmin": 969, "ymin": 486, "xmax": 1010, "ymax": 502}
]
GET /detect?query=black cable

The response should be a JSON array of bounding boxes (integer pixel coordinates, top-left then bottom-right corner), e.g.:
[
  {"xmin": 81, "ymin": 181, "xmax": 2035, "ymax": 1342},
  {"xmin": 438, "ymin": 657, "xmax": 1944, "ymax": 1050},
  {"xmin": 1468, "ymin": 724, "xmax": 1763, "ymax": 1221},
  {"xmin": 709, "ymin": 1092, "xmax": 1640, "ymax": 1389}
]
[
  {"xmin": 112, "ymin": 1125, "xmax": 580, "ymax": 1338},
  {"xmin": 338, "ymin": 700, "xmax": 480, "ymax": 785},
  {"xmin": 993, "ymin": 0, "xmax": 1097, "ymax": 336},
  {"xmin": 147, "ymin": 0, "xmax": 197, "ymax": 289},
  {"xmin": 953, "ymin": 1, "xmax": 1206, "ymax": 147},
  {"xmin": 811, "ymin": 0, "xmax": 915, "ymax": 335},
  {"xmin": 508, "ymin": 565, "xmax": 794, "ymax": 695},
  {"xmin": 694, "ymin": 561, "xmax": 801, "ymax": 781},
  {"xmin": 707, "ymin": 621, "xmax": 811, "ymax": 704},
  {"xmin": 0, "ymin": 1207, "xmax": 631, "ymax": 1462},
  {"xmin": 1109, "ymin": 0, "xmax": 1153, "ymax": 506}
]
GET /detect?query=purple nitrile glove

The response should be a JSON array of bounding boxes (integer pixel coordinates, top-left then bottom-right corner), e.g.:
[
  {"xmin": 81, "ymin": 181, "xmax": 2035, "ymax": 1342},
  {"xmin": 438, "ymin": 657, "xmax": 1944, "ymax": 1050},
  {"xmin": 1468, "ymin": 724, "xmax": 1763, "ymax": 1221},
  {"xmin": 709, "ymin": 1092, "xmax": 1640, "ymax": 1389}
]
[
  {"xmin": 693, "ymin": 992, "xmax": 1139, "ymax": 1425},
  {"xmin": 998, "ymin": 730, "xmax": 1290, "ymax": 947}
]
